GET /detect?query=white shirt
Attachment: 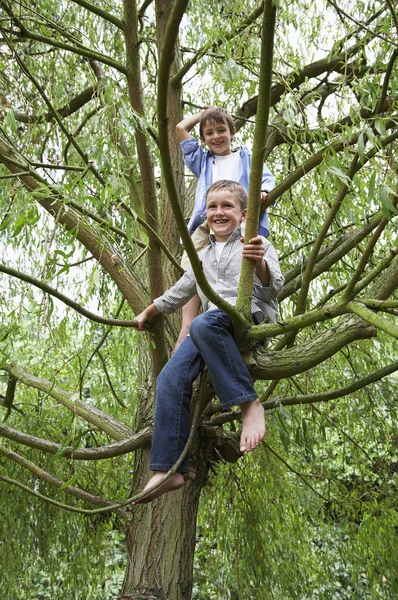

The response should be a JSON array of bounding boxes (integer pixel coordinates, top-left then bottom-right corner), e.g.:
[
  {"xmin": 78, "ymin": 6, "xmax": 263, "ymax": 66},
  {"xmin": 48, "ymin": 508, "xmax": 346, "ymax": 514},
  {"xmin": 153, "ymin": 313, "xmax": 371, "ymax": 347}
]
[
  {"xmin": 212, "ymin": 151, "xmax": 241, "ymax": 183},
  {"xmin": 214, "ymin": 241, "xmax": 227, "ymax": 260}
]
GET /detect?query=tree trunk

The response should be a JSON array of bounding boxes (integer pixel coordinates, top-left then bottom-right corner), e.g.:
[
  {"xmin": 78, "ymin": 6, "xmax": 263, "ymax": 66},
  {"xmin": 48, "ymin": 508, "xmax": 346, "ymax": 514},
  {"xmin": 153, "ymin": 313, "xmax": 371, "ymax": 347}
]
[{"xmin": 120, "ymin": 442, "xmax": 210, "ymax": 599}]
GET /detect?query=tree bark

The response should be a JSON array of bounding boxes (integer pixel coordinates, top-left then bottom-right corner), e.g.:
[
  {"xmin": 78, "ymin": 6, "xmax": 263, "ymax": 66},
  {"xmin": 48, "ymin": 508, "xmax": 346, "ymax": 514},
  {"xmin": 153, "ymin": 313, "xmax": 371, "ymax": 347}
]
[{"xmin": 120, "ymin": 410, "xmax": 211, "ymax": 600}]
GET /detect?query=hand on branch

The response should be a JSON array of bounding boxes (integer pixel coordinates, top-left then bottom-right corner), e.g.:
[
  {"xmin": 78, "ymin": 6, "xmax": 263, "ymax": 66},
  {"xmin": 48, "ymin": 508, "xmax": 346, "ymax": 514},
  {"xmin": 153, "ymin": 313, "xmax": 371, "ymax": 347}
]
[
  {"xmin": 241, "ymin": 235, "xmax": 270, "ymax": 286},
  {"xmin": 134, "ymin": 303, "xmax": 160, "ymax": 331}
]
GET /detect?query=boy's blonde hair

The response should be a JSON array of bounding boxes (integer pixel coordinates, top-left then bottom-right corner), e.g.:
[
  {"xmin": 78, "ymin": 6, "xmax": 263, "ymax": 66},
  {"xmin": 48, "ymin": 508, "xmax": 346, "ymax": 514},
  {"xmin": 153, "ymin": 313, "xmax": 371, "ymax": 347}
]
[
  {"xmin": 206, "ymin": 180, "xmax": 247, "ymax": 210},
  {"xmin": 199, "ymin": 107, "xmax": 235, "ymax": 139}
]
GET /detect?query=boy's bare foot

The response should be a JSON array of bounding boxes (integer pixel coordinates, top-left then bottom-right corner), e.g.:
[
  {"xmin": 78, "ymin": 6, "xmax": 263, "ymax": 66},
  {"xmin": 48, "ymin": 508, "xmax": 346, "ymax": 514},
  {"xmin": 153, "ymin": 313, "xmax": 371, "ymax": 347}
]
[
  {"xmin": 239, "ymin": 399, "xmax": 266, "ymax": 453},
  {"xmin": 134, "ymin": 472, "xmax": 185, "ymax": 504}
]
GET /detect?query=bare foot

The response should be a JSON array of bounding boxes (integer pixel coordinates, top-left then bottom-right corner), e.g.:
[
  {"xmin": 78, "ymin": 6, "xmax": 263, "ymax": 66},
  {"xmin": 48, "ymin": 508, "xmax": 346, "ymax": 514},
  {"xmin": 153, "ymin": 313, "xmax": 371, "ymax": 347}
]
[
  {"xmin": 239, "ymin": 399, "xmax": 266, "ymax": 453},
  {"xmin": 134, "ymin": 472, "xmax": 185, "ymax": 504}
]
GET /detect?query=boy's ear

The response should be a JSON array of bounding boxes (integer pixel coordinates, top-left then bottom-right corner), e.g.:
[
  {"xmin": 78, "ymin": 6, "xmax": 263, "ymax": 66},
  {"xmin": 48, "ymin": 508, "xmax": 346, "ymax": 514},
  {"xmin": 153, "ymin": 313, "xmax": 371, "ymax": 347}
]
[
  {"xmin": 240, "ymin": 209, "xmax": 247, "ymax": 221},
  {"xmin": 231, "ymin": 127, "xmax": 237, "ymax": 139}
]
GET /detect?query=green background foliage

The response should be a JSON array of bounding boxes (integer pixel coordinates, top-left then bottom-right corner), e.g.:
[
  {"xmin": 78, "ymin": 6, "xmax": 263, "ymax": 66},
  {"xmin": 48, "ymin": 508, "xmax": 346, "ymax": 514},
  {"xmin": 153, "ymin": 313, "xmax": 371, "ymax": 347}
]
[{"xmin": 0, "ymin": 0, "xmax": 397, "ymax": 598}]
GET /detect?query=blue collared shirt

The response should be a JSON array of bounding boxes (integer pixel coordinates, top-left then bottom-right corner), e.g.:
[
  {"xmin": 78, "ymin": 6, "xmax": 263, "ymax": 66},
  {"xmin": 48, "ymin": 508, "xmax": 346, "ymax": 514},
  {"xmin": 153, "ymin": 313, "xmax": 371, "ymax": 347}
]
[{"xmin": 181, "ymin": 137, "xmax": 275, "ymax": 238}]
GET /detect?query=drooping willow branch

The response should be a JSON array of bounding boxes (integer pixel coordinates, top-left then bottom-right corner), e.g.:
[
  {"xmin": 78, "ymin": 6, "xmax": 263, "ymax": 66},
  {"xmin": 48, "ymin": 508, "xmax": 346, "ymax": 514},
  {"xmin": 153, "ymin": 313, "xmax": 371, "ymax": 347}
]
[
  {"xmin": 1, "ymin": 1, "xmax": 127, "ymax": 74},
  {"xmin": 171, "ymin": 1, "xmax": 264, "ymax": 87},
  {"xmin": 0, "ymin": 24, "xmax": 105, "ymax": 186},
  {"xmin": 0, "ymin": 372, "xmax": 208, "ymax": 515},
  {"xmin": 0, "ymin": 263, "xmax": 151, "ymax": 329}
]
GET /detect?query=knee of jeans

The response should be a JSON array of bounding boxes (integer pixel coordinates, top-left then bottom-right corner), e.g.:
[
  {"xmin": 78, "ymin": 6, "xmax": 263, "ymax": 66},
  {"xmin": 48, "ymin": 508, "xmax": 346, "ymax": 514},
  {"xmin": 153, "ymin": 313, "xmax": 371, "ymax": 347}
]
[
  {"xmin": 156, "ymin": 363, "xmax": 172, "ymax": 390},
  {"xmin": 189, "ymin": 313, "xmax": 209, "ymax": 342}
]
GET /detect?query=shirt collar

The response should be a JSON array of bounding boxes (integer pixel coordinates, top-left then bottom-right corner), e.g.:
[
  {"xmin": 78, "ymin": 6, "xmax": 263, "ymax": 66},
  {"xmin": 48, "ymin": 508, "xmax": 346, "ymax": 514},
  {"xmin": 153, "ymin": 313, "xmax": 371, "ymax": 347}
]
[{"xmin": 208, "ymin": 226, "xmax": 243, "ymax": 245}]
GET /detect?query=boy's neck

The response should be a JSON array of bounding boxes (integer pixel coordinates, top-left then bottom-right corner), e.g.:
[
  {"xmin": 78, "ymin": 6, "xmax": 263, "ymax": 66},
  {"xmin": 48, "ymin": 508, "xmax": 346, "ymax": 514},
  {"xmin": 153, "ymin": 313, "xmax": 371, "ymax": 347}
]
[{"xmin": 211, "ymin": 227, "xmax": 240, "ymax": 243}]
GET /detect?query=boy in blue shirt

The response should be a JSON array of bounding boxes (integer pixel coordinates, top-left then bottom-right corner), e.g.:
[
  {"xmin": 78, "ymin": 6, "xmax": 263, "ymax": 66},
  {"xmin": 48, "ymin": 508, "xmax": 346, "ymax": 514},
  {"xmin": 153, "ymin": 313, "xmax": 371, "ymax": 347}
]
[
  {"xmin": 175, "ymin": 106, "xmax": 275, "ymax": 350},
  {"xmin": 135, "ymin": 181, "xmax": 284, "ymax": 502}
]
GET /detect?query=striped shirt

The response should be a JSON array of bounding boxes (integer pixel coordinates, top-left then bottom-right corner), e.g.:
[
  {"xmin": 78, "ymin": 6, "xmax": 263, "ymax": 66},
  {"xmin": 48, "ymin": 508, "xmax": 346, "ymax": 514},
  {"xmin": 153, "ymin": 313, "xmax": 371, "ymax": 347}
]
[{"xmin": 154, "ymin": 228, "xmax": 284, "ymax": 324}]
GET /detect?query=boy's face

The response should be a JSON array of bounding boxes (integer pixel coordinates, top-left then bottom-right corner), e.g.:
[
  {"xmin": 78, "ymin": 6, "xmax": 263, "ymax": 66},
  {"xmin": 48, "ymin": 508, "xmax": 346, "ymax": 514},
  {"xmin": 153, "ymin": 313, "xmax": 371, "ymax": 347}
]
[
  {"xmin": 201, "ymin": 118, "xmax": 235, "ymax": 156},
  {"xmin": 206, "ymin": 190, "xmax": 246, "ymax": 242}
]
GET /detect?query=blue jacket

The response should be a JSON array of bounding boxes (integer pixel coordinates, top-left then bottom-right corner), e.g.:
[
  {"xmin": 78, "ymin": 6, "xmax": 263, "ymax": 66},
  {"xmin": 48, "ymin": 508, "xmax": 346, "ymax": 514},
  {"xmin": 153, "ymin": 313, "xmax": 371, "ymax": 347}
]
[{"xmin": 181, "ymin": 137, "xmax": 275, "ymax": 238}]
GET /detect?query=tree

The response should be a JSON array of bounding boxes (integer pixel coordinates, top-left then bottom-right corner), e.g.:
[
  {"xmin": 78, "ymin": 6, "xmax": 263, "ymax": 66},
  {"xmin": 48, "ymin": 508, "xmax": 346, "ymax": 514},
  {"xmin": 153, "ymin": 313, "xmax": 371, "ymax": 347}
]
[{"xmin": 0, "ymin": 0, "xmax": 397, "ymax": 598}]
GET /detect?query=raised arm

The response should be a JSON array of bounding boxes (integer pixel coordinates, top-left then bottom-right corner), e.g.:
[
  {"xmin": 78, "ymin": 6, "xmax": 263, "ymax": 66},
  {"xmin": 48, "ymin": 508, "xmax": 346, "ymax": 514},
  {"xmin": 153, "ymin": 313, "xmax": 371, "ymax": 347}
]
[{"xmin": 176, "ymin": 109, "xmax": 206, "ymax": 142}]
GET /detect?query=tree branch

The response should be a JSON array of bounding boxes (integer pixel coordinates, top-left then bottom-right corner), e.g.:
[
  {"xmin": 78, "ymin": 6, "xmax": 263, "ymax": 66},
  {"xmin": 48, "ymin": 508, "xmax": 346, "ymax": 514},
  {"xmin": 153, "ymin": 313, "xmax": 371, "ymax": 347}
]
[
  {"xmin": 13, "ymin": 85, "xmax": 98, "ymax": 124},
  {"xmin": 69, "ymin": 0, "xmax": 124, "ymax": 30},
  {"xmin": 0, "ymin": 422, "xmax": 151, "ymax": 459},
  {"xmin": 171, "ymin": 2, "xmax": 264, "ymax": 87},
  {"xmin": 0, "ymin": 25, "xmax": 106, "ymax": 185},
  {"xmin": 0, "ymin": 263, "xmax": 152, "ymax": 329},
  {"xmin": 236, "ymin": 0, "xmax": 276, "ymax": 322},
  {"xmin": 0, "ymin": 135, "xmax": 146, "ymax": 314},
  {"xmin": 2, "ymin": 363, "xmax": 133, "ymax": 441},
  {"xmin": 0, "ymin": 445, "xmax": 127, "ymax": 517},
  {"xmin": 347, "ymin": 302, "xmax": 398, "ymax": 339},
  {"xmin": 1, "ymin": 1, "xmax": 127, "ymax": 74}
]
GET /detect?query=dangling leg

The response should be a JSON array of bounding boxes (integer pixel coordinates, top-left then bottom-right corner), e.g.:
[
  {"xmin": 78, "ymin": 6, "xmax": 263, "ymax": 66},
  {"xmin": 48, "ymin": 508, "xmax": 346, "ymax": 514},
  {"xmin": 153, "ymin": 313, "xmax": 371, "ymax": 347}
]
[
  {"xmin": 136, "ymin": 335, "xmax": 204, "ymax": 503},
  {"xmin": 189, "ymin": 310, "xmax": 266, "ymax": 453}
]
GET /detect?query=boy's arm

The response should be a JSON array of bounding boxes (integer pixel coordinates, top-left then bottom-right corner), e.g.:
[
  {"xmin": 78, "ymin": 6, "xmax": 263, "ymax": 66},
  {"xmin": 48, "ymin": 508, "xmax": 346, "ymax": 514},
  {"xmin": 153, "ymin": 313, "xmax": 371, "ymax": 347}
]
[
  {"xmin": 134, "ymin": 303, "xmax": 160, "ymax": 331},
  {"xmin": 176, "ymin": 109, "xmax": 206, "ymax": 142}
]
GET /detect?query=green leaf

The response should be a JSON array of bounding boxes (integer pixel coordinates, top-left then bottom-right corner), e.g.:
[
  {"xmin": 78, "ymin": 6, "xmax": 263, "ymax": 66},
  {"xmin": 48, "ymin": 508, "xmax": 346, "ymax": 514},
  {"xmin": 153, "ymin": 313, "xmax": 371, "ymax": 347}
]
[{"xmin": 357, "ymin": 132, "xmax": 365, "ymax": 164}]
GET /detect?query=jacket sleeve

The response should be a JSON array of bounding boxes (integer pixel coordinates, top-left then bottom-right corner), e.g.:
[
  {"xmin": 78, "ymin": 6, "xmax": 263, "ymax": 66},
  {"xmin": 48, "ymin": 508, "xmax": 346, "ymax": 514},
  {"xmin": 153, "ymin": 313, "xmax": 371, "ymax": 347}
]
[
  {"xmin": 180, "ymin": 138, "xmax": 204, "ymax": 179},
  {"xmin": 261, "ymin": 162, "xmax": 276, "ymax": 193}
]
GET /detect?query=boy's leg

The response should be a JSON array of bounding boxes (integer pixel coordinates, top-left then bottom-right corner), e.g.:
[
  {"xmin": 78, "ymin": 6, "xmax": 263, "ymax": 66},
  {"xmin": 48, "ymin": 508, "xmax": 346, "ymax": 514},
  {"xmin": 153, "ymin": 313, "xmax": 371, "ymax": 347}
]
[
  {"xmin": 175, "ymin": 223, "xmax": 211, "ymax": 353},
  {"xmin": 173, "ymin": 294, "xmax": 200, "ymax": 353},
  {"xmin": 189, "ymin": 310, "xmax": 266, "ymax": 452},
  {"xmin": 136, "ymin": 335, "xmax": 205, "ymax": 503},
  {"xmin": 151, "ymin": 335, "xmax": 203, "ymax": 463}
]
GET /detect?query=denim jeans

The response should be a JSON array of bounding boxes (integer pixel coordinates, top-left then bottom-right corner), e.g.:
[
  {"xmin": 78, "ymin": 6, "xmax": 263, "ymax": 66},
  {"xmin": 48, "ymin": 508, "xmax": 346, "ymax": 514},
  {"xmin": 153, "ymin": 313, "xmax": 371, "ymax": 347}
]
[{"xmin": 150, "ymin": 309, "xmax": 258, "ymax": 473}]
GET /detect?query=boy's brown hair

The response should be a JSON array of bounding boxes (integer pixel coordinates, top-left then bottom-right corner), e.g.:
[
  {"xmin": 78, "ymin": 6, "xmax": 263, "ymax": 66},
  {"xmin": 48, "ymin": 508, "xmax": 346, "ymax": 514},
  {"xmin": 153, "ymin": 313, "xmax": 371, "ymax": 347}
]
[
  {"xmin": 199, "ymin": 107, "xmax": 235, "ymax": 139},
  {"xmin": 206, "ymin": 180, "xmax": 247, "ymax": 210}
]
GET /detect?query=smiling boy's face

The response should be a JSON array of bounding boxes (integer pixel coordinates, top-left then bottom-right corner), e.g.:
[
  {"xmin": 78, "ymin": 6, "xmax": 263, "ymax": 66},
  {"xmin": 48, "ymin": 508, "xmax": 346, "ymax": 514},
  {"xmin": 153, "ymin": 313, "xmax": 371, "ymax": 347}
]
[
  {"xmin": 201, "ymin": 118, "xmax": 236, "ymax": 156},
  {"xmin": 206, "ymin": 190, "xmax": 246, "ymax": 242}
]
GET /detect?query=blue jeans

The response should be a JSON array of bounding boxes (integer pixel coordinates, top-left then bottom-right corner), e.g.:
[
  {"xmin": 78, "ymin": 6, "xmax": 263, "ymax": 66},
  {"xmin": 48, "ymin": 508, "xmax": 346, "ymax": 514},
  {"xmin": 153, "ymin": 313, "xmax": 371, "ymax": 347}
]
[{"xmin": 150, "ymin": 309, "xmax": 258, "ymax": 473}]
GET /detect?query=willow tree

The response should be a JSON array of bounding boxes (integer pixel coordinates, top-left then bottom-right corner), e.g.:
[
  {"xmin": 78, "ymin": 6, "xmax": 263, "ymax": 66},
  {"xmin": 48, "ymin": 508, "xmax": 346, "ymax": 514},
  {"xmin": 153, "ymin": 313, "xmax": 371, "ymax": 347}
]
[{"xmin": 0, "ymin": 1, "xmax": 397, "ymax": 599}]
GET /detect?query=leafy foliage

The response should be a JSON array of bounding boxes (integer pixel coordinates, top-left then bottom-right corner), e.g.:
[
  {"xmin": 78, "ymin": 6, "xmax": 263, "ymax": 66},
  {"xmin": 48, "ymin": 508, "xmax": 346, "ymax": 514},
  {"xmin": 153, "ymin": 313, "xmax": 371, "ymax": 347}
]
[{"xmin": 0, "ymin": 0, "xmax": 397, "ymax": 598}]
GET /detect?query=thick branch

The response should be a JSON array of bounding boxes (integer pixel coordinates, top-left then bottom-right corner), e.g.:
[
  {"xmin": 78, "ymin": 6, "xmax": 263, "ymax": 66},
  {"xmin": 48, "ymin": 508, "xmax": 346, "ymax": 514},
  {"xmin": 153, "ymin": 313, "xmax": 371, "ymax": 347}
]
[
  {"xmin": 2, "ymin": 363, "xmax": 132, "ymax": 441},
  {"xmin": 251, "ymin": 316, "xmax": 376, "ymax": 379},
  {"xmin": 0, "ymin": 135, "xmax": 146, "ymax": 314},
  {"xmin": 0, "ymin": 423, "xmax": 151, "ymax": 459},
  {"xmin": 124, "ymin": 0, "xmax": 167, "ymax": 375},
  {"xmin": 13, "ymin": 85, "xmax": 97, "ymax": 123}
]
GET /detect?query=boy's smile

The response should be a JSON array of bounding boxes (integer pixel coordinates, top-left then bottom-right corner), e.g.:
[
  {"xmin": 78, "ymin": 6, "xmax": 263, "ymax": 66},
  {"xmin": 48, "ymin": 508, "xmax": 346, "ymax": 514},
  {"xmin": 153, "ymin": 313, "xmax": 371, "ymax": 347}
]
[
  {"xmin": 201, "ymin": 119, "xmax": 236, "ymax": 156},
  {"xmin": 206, "ymin": 190, "xmax": 246, "ymax": 242}
]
